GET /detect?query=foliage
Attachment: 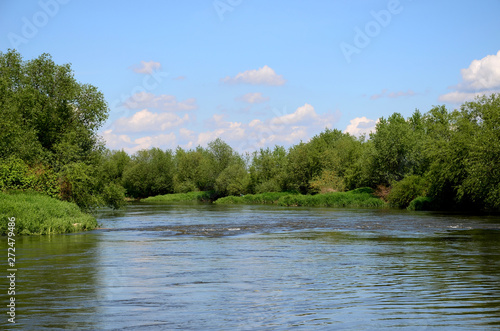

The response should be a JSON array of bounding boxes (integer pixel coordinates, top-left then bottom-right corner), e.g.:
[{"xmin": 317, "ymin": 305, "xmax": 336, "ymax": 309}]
[
  {"xmin": 407, "ymin": 196, "xmax": 436, "ymax": 211},
  {"xmin": 102, "ymin": 183, "xmax": 127, "ymax": 209},
  {"xmin": 0, "ymin": 157, "xmax": 60, "ymax": 198},
  {"xmin": 215, "ymin": 162, "xmax": 249, "ymax": 196},
  {"xmin": 387, "ymin": 175, "xmax": 428, "ymax": 209},
  {"xmin": 60, "ymin": 162, "xmax": 101, "ymax": 211},
  {"xmin": 0, "ymin": 50, "xmax": 110, "ymax": 214},
  {"xmin": 214, "ymin": 192, "xmax": 294, "ymax": 204},
  {"xmin": 143, "ymin": 191, "xmax": 214, "ymax": 202},
  {"xmin": 309, "ymin": 169, "xmax": 346, "ymax": 194},
  {"xmin": 0, "ymin": 191, "xmax": 98, "ymax": 235},
  {"xmin": 277, "ymin": 189, "xmax": 385, "ymax": 208},
  {"xmin": 123, "ymin": 148, "xmax": 174, "ymax": 198}
]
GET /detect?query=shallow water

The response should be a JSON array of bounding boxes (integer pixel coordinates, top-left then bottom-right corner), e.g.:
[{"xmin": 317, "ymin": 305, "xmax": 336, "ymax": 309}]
[{"xmin": 2, "ymin": 203, "xmax": 500, "ymax": 329}]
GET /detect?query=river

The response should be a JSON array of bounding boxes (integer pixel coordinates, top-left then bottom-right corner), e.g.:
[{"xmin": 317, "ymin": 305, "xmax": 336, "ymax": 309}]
[{"xmin": 3, "ymin": 203, "xmax": 500, "ymax": 330}]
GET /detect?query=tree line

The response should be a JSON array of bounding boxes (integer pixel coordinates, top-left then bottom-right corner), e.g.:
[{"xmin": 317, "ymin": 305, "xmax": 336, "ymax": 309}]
[{"xmin": 1, "ymin": 50, "xmax": 499, "ymax": 212}]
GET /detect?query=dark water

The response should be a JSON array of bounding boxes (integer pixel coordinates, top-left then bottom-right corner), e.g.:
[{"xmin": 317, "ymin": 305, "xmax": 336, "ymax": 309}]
[{"xmin": 2, "ymin": 203, "xmax": 500, "ymax": 330}]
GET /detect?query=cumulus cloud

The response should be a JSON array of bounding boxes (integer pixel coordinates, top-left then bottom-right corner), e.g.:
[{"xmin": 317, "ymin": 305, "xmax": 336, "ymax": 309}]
[
  {"xmin": 236, "ymin": 92, "xmax": 270, "ymax": 104},
  {"xmin": 221, "ymin": 65, "xmax": 286, "ymax": 86},
  {"xmin": 102, "ymin": 104, "xmax": 340, "ymax": 153},
  {"xmin": 101, "ymin": 129, "xmax": 134, "ymax": 150},
  {"xmin": 102, "ymin": 130, "xmax": 177, "ymax": 154},
  {"xmin": 122, "ymin": 92, "xmax": 198, "ymax": 111},
  {"xmin": 132, "ymin": 60, "xmax": 161, "ymax": 74},
  {"xmin": 439, "ymin": 50, "xmax": 500, "ymax": 103},
  {"xmin": 114, "ymin": 109, "xmax": 190, "ymax": 133},
  {"xmin": 195, "ymin": 104, "xmax": 340, "ymax": 151},
  {"xmin": 344, "ymin": 117, "xmax": 378, "ymax": 137},
  {"xmin": 370, "ymin": 89, "xmax": 416, "ymax": 100}
]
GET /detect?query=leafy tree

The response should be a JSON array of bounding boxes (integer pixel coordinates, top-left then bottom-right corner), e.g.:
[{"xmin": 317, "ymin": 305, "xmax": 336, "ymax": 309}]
[
  {"xmin": 0, "ymin": 50, "xmax": 109, "ymax": 209},
  {"xmin": 249, "ymin": 146, "xmax": 287, "ymax": 193},
  {"xmin": 123, "ymin": 148, "xmax": 174, "ymax": 198},
  {"xmin": 370, "ymin": 111, "xmax": 426, "ymax": 185},
  {"xmin": 456, "ymin": 94, "xmax": 500, "ymax": 210},
  {"xmin": 215, "ymin": 161, "xmax": 249, "ymax": 196}
]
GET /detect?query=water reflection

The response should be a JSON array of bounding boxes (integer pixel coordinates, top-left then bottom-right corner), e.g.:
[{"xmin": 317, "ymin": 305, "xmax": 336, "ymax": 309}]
[{"xmin": 2, "ymin": 233, "xmax": 100, "ymax": 329}]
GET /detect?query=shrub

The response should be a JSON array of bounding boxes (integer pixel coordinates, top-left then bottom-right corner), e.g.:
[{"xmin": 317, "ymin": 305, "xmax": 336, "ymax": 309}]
[
  {"xmin": 407, "ymin": 196, "xmax": 436, "ymax": 211},
  {"xmin": 60, "ymin": 162, "xmax": 101, "ymax": 211},
  {"xmin": 387, "ymin": 175, "xmax": 428, "ymax": 209},
  {"xmin": 102, "ymin": 183, "xmax": 126, "ymax": 209},
  {"xmin": 309, "ymin": 170, "xmax": 346, "ymax": 194},
  {"xmin": 0, "ymin": 157, "xmax": 60, "ymax": 198}
]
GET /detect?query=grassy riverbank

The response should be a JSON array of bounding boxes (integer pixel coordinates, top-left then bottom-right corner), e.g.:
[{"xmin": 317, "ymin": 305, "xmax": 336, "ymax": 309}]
[
  {"xmin": 214, "ymin": 188, "xmax": 386, "ymax": 208},
  {"xmin": 142, "ymin": 191, "xmax": 214, "ymax": 203},
  {"xmin": 0, "ymin": 191, "xmax": 98, "ymax": 235}
]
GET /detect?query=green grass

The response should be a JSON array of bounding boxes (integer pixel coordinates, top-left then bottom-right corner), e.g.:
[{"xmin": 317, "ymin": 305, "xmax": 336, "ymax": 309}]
[
  {"xmin": 215, "ymin": 188, "xmax": 387, "ymax": 208},
  {"xmin": 214, "ymin": 192, "xmax": 295, "ymax": 205},
  {"xmin": 142, "ymin": 191, "xmax": 214, "ymax": 202},
  {"xmin": 0, "ymin": 191, "xmax": 98, "ymax": 235}
]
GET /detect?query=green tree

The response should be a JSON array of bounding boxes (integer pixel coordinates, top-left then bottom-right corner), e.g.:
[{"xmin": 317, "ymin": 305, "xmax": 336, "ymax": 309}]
[
  {"xmin": 0, "ymin": 50, "xmax": 109, "ymax": 209},
  {"xmin": 456, "ymin": 94, "xmax": 500, "ymax": 210},
  {"xmin": 248, "ymin": 146, "xmax": 287, "ymax": 193},
  {"xmin": 123, "ymin": 148, "xmax": 174, "ymax": 198}
]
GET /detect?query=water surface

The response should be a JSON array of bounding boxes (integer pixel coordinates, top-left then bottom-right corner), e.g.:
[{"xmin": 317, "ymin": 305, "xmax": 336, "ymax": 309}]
[{"xmin": 3, "ymin": 203, "xmax": 500, "ymax": 329}]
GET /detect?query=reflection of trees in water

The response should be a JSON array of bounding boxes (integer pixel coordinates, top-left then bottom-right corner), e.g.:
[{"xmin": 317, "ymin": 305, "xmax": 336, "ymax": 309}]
[{"xmin": 14, "ymin": 234, "xmax": 100, "ymax": 329}]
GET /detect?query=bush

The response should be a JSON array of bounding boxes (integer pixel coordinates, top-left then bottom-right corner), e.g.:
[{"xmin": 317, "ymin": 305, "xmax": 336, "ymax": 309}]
[
  {"xmin": 387, "ymin": 175, "xmax": 428, "ymax": 209},
  {"xmin": 102, "ymin": 183, "xmax": 126, "ymax": 209},
  {"xmin": 407, "ymin": 196, "xmax": 436, "ymax": 211},
  {"xmin": 309, "ymin": 170, "xmax": 346, "ymax": 194},
  {"xmin": 214, "ymin": 192, "xmax": 292, "ymax": 204},
  {"xmin": 60, "ymin": 162, "xmax": 101, "ymax": 211},
  {"xmin": 215, "ymin": 163, "xmax": 249, "ymax": 196},
  {"xmin": 277, "ymin": 190, "xmax": 385, "ymax": 208},
  {"xmin": 143, "ymin": 191, "xmax": 213, "ymax": 203},
  {"xmin": 0, "ymin": 157, "xmax": 60, "ymax": 198},
  {"xmin": 255, "ymin": 179, "xmax": 281, "ymax": 194}
]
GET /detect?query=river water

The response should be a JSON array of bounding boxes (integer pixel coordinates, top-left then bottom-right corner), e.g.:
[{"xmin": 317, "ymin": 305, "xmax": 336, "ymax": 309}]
[{"xmin": 3, "ymin": 203, "xmax": 500, "ymax": 330}]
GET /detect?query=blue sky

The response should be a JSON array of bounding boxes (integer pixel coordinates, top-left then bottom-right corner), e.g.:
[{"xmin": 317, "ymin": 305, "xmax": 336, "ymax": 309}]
[{"xmin": 1, "ymin": 0, "xmax": 500, "ymax": 153}]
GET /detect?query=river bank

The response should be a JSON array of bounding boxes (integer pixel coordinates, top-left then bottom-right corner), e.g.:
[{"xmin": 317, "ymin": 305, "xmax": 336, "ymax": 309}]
[{"xmin": 0, "ymin": 191, "xmax": 98, "ymax": 235}]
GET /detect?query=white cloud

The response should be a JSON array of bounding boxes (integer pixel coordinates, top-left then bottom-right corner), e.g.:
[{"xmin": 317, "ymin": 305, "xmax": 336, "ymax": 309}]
[
  {"xmin": 221, "ymin": 65, "xmax": 286, "ymax": 86},
  {"xmin": 344, "ymin": 117, "xmax": 378, "ymax": 137},
  {"xmin": 101, "ymin": 129, "xmax": 134, "ymax": 150},
  {"xmin": 458, "ymin": 50, "xmax": 500, "ymax": 90},
  {"xmin": 438, "ymin": 90, "xmax": 500, "ymax": 104},
  {"xmin": 114, "ymin": 109, "xmax": 190, "ymax": 133},
  {"xmin": 102, "ymin": 129, "xmax": 177, "ymax": 154},
  {"xmin": 123, "ymin": 92, "xmax": 198, "ymax": 111},
  {"xmin": 132, "ymin": 60, "xmax": 161, "ymax": 74},
  {"xmin": 236, "ymin": 92, "xmax": 270, "ymax": 104},
  {"xmin": 439, "ymin": 50, "xmax": 500, "ymax": 103},
  {"xmin": 102, "ymin": 104, "xmax": 341, "ymax": 153},
  {"xmin": 370, "ymin": 89, "xmax": 416, "ymax": 100},
  {"xmin": 130, "ymin": 133, "xmax": 177, "ymax": 153},
  {"xmin": 195, "ymin": 104, "xmax": 340, "ymax": 151}
]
